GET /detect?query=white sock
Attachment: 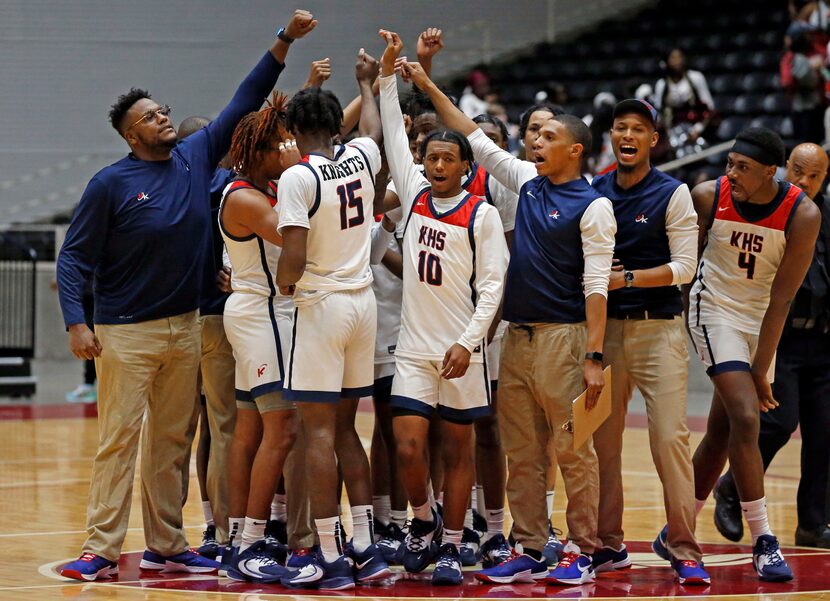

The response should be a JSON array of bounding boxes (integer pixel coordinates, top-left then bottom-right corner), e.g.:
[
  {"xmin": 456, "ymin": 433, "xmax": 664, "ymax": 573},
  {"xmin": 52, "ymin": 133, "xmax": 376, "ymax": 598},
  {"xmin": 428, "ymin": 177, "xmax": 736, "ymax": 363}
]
[
  {"xmin": 202, "ymin": 501, "xmax": 214, "ymax": 526},
  {"xmin": 476, "ymin": 486, "xmax": 486, "ymax": 516},
  {"xmin": 444, "ymin": 528, "xmax": 463, "ymax": 548},
  {"xmin": 546, "ymin": 490, "xmax": 555, "ymax": 518},
  {"xmin": 695, "ymin": 498, "xmax": 707, "ymax": 516},
  {"xmin": 427, "ymin": 482, "xmax": 436, "ymax": 507},
  {"xmin": 471, "ymin": 485, "xmax": 480, "ymax": 513},
  {"xmin": 228, "ymin": 517, "xmax": 244, "ymax": 547},
  {"xmin": 464, "ymin": 508, "xmax": 474, "ymax": 530},
  {"xmin": 486, "ymin": 508, "xmax": 505, "ymax": 538},
  {"xmin": 391, "ymin": 509, "xmax": 408, "ymax": 528},
  {"xmin": 436, "ymin": 492, "xmax": 444, "ymax": 507},
  {"xmin": 373, "ymin": 495, "xmax": 391, "ymax": 526},
  {"xmin": 741, "ymin": 497, "xmax": 772, "ymax": 544},
  {"xmin": 351, "ymin": 505, "xmax": 374, "ymax": 553},
  {"xmin": 239, "ymin": 517, "xmax": 266, "ymax": 552},
  {"xmin": 315, "ymin": 516, "xmax": 344, "ymax": 562},
  {"xmin": 413, "ymin": 500, "xmax": 432, "ymax": 522},
  {"xmin": 270, "ymin": 494, "xmax": 287, "ymax": 522}
]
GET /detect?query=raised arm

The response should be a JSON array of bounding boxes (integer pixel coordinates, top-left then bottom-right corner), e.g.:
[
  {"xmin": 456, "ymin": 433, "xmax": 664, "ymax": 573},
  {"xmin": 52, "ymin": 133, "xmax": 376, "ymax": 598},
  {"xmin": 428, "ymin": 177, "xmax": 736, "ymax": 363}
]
[
  {"xmin": 416, "ymin": 27, "xmax": 444, "ymax": 79},
  {"xmin": 356, "ymin": 49, "xmax": 382, "ymax": 145},
  {"xmin": 378, "ymin": 30, "xmax": 429, "ymax": 214},
  {"xmin": 752, "ymin": 197, "xmax": 821, "ymax": 409}
]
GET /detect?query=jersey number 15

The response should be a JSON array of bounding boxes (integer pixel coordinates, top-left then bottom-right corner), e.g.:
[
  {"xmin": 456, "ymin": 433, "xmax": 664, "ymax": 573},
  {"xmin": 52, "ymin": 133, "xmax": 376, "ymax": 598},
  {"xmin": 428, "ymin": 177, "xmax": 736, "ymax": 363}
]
[{"xmin": 337, "ymin": 180, "xmax": 365, "ymax": 230}]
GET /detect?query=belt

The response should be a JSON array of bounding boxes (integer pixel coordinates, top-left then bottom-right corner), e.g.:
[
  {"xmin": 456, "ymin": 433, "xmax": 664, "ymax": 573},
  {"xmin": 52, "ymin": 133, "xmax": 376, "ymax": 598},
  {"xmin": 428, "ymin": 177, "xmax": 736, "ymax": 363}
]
[
  {"xmin": 790, "ymin": 317, "xmax": 817, "ymax": 329},
  {"xmin": 609, "ymin": 310, "xmax": 677, "ymax": 320}
]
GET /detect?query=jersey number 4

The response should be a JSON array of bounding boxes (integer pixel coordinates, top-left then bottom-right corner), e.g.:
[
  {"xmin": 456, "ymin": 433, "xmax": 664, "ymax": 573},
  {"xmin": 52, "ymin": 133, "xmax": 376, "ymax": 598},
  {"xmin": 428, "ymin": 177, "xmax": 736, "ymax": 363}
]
[
  {"xmin": 337, "ymin": 181, "xmax": 364, "ymax": 230},
  {"xmin": 738, "ymin": 251, "xmax": 756, "ymax": 280},
  {"xmin": 417, "ymin": 251, "xmax": 443, "ymax": 285}
]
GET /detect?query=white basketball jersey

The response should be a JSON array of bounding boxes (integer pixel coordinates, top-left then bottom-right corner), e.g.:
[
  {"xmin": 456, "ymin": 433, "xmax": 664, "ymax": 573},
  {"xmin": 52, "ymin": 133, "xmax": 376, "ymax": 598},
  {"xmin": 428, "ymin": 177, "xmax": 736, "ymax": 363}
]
[
  {"xmin": 397, "ymin": 189, "xmax": 502, "ymax": 363},
  {"xmin": 690, "ymin": 177, "xmax": 804, "ymax": 334},
  {"xmin": 371, "ymin": 220, "xmax": 402, "ymax": 365},
  {"xmin": 277, "ymin": 137, "xmax": 382, "ymax": 306},
  {"xmin": 219, "ymin": 179, "xmax": 292, "ymax": 316}
]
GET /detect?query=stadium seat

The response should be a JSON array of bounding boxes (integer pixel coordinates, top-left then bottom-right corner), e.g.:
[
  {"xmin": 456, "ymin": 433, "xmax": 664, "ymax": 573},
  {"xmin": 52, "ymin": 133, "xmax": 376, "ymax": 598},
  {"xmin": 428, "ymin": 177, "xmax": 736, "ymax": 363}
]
[
  {"xmin": 733, "ymin": 94, "xmax": 766, "ymax": 115},
  {"xmin": 717, "ymin": 116, "xmax": 749, "ymax": 141},
  {"xmin": 762, "ymin": 93, "xmax": 789, "ymax": 114}
]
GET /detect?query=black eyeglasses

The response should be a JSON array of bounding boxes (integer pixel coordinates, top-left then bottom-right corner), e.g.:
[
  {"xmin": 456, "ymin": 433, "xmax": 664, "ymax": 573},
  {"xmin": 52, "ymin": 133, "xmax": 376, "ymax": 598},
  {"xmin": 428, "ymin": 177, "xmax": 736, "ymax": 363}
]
[{"xmin": 126, "ymin": 105, "xmax": 172, "ymax": 131}]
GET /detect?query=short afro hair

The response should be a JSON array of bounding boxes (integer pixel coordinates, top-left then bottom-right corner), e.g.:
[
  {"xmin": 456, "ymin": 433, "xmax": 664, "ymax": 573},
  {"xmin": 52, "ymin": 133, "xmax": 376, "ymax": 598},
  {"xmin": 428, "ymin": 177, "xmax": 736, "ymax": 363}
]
[
  {"xmin": 519, "ymin": 102, "xmax": 564, "ymax": 140},
  {"xmin": 473, "ymin": 114, "xmax": 509, "ymax": 147},
  {"xmin": 109, "ymin": 88, "xmax": 152, "ymax": 134},
  {"xmin": 734, "ymin": 126, "xmax": 786, "ymax": 166},
  {"xmin": 286, "ymin": 87, "xmax": 343, "ymax": 137},
  {"xmin": 404, "ymin": 87, "xmax": 458, "ymax": 119},
  {"xmin": 553, "ymin": 114, "xmax": 592, "ymax": 156}
]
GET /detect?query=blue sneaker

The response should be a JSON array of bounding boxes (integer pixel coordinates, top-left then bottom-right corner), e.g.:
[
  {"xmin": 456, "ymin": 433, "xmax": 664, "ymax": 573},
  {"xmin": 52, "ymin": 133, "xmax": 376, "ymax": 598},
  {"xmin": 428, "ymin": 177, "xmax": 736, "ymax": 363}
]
[
  {"xmin": 591, "ymin": 545, "xmax": 631, "ymax": 573},
  {"xmin": 60, "ymin": 553, "xmax": 118, "ymax": 581},
  {"xmin": 432, "ymin": 543, "xmax": 464, "ymax": 585},
  {"xmin": 227, "ymin": 540, "xmax": 289, "ymax": 583},
  {"xmin": 671, "ymin": 558, "xmax": 711, "ymax": 585},
  {"xmin": 286, "ymin": 547, "xmax": 317, "ymax": 569},
  {"xmin": 402, "ymin": 509, "xmax": 442, "ymax": 573},
  {"xmin": 752, "ymin": 534, "xmax": 793, "ymax": 582},
  {"xmin": 460, "ymin": 527, "xmax": 481, "ymax": 566},
  {"xmin": 281, "ymin": 552, "xmax": 325, "ymax": 588},
  {"xmin": 351, "ymin": 543, "xmax": 392, "ymax": 582},
  {"xmin": 480, "ymin": 533, "xmax": 512, "ymax": 568},
  {"xmin": 652, "ymin": 524, "xmax": 670, "ymax": 561},
  {"xmin": 197, "ymin": 525, "xmax": 220, "ymax": 560},
  {"xmin": 377, "ymin": 522, "xmax": 405, "ymax": 564},
  {"xmin": 543, "ymin": 526, "xmax": 565, "ymax": 566},
  {"xmin": 218, "ymin": 545, "xmax": 238, "ymax": 577},
  {"xmin": 139, "ymin": 549, "xmax": 219, "ymax": 573},
  {"xmin": 546, "ymin": 545, "xmax": 595, "ymax": 585},
  {"xmin": 317, "ymin": 555, "xmax": 356, "ymax": 590},
  {"xmin": 475, "ymin": 549, "xmax": 548, "ymax": 583}
]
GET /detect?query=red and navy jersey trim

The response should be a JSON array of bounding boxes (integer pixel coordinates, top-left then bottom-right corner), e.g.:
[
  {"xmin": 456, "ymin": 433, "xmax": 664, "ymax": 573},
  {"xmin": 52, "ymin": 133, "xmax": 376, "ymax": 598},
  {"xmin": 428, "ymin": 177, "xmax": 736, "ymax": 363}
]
[{"xmin": 714, "ymin": 176, "xmax": 803, "ymax": 232}]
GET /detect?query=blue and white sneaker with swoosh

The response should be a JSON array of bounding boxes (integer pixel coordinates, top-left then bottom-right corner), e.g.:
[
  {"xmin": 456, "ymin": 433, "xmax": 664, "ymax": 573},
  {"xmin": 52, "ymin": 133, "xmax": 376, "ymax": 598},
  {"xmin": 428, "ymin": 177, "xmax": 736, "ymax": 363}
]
[
  {"xmin": 752, "ymin": 534, "xmax": 793, "ymax": 582},
  {"xmin": 545, "ymin": 543, "xmax": 595, "ymax": 586},
  {"xmin": 227, "ymin": 540, "xmax": 288, "ymax": 583},
  {"xmin": 281, "ymin": 553, "xmax": 325, "ymax": 588},
  {"xmin": 652, "ymin": 524, "xmax": 670, "ymax": 561},
  {"xmin": 350, "ymin": 543, "xmax": 392, "ymax": 582}
]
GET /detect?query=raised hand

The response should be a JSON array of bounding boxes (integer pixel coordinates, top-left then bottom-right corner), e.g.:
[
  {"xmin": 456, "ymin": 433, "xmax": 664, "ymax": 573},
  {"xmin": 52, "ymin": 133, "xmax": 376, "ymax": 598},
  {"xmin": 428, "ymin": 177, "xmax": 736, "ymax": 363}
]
[
  {"xmin": 355, "ymin": 48, "xmax": 380, "ymax": 84},
  {"xmin": 304, "ymin": 58, "xmax": 331, "ymax": 89},
  {"xmin": 416, "ymin": 27, "xmax": 444, "ymax": 60},
  {"xmin": 285, "ymin": 9, "xmax": 317, "ymax": 39},
  {"xmin": 378, "ymin": 29, "xmax": 404, "ymax": 77},
  {"xmin": 402, "ymin": 60, "xmax": 432, "ymax": 89}
]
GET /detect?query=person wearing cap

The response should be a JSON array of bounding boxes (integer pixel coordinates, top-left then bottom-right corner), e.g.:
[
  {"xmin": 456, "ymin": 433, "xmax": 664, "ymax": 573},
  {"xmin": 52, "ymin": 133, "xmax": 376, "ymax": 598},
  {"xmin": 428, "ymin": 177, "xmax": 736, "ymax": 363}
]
[
  {"xmin": 680, "ymin": 127, "xmax": 821, "ymax": 582},
  {"xmin": 589, "ymin": 99, "xmax": 707, "ymax": 584}
]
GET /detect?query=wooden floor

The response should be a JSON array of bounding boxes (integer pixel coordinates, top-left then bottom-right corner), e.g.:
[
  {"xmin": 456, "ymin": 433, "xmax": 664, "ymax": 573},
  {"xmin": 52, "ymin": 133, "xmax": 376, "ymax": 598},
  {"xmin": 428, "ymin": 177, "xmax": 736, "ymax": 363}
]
[{"xmin": 0, "ymin": 405, "xmax": 827, "ymax": 601}]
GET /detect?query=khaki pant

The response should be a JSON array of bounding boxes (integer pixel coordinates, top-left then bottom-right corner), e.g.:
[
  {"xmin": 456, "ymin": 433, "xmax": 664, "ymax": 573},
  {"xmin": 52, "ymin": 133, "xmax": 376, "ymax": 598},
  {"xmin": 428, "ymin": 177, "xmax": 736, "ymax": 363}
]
[
  {"xmin": 284, "ymin": 427, "xmax": 316, "ymax": 549},
  {"xmin": 198, "ymin": 314, "xmax": 236, "ymax": 544},
  {"xmin": 86, "ymin": 311, "xmax": 200, "ymax": 560},
  {"xmin": 594, "ymin": 317, "xmax": 701, "ymax": 561},
  {"xmin": 499, "ymin": 323, "xmax": 601, "ymax": 553}
]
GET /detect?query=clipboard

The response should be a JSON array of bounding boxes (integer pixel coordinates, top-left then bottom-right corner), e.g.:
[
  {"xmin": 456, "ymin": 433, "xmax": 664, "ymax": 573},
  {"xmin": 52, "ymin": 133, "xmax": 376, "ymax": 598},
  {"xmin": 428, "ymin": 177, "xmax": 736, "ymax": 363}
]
[{"xmin": 569, "ymin": 366, "xmax": 612, "ymax": 449}]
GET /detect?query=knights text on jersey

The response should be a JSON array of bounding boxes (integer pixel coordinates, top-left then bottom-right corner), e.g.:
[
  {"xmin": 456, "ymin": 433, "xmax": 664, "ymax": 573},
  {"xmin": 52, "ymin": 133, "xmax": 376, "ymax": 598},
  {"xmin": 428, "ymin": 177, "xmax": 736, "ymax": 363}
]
[
  {"xmin": 689, "ymin": 177, "xmax": 804, "ymax": 334},
  {"xmin": 277, "ymin": 137, "xmax": 383, "ymax": 306}
]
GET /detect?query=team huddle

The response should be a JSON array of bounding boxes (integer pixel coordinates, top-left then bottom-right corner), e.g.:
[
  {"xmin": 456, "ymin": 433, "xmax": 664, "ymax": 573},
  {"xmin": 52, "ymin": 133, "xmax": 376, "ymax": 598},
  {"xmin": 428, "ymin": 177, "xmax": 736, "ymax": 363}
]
[{"xmin": 55, "ymin": 8, "xmax": 822, "ymax": 592}]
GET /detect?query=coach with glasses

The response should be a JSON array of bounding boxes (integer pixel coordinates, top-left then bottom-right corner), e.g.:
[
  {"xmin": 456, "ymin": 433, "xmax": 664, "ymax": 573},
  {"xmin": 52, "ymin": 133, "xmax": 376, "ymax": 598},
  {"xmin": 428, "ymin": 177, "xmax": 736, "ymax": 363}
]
[{"xmin": 56, "ymin": 10, "xmax": 315, "ymax": 581}]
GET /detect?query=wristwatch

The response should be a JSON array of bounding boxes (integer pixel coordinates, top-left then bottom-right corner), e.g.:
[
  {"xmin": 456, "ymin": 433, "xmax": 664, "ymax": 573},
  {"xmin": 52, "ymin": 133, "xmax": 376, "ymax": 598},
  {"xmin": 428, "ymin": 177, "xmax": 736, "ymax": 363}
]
[
  {"xmin": 624, "ymin": 270, "xmax": 635, "ymax": 288},
  {"xmin": 276, "ymin": 27, "xmax": 294, "ymax": 44},
  {"xmin": 585, "ymin": 352, "xmax": 604, "ymax": 363}
]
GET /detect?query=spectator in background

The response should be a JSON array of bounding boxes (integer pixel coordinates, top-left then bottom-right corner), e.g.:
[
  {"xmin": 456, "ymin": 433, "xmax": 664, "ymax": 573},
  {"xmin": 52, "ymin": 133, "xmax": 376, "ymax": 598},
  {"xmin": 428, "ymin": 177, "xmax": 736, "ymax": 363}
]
[
  {"xmin": 535, "ymin": 81, "xmax": 569, "ymax": 107},
  {"xmin": 787, "ymin": 26, "xmax": 826, "ymax": 143},
  {"xmin": 460, "ymin": 68, "xmax": 492, "ymax": 118},
  {"xmin": 585, "ymin": 92, "xmax": 617, "ymax": 175},
  {"xmin": 653, "ymin": 48, "xmax": 716, "ymax": 144}
]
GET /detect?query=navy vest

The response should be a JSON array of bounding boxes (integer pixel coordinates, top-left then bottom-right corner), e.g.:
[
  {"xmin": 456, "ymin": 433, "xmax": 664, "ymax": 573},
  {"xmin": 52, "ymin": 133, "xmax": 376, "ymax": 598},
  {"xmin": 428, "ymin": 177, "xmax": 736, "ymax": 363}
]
[{"xmin": 592, "ymin": 167, "xmax": 683, "ymax": 314}]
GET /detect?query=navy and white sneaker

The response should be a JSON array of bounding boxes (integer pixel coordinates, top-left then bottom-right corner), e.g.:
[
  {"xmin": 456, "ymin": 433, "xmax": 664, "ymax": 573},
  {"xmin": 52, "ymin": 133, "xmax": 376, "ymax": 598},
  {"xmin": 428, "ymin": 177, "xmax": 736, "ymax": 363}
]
[
  {"xmin": 60, "ymin": 553, "xmax": 118, "ymax": 581},
  {"xmin": 546, "ymin": 544, "xmax": 595, "ymax": 585},
  {"xmin": 671, "ymin": 558, "xmax": 711, "ymax": 585},
  {"xmin": 139, "ymin": 549, "xmax": 219, "ymax": 573},
  {"xmin": 652, "ymin": 524, "xmax": 670, "ymax": 561},
  {"xmin": 591, "ymin": 545, "xmax": 632, "ymax": 573},
  {"xmin": 218, "ymin": 545, "xmax": 238, "ymax": 577},
  {"xmin": 377, "ymin": 522, "xmax": 406, "ymax": 564},
  {"xmin": 283, "ymin": 553, "xmax": 355, "ymax": 590},
  {"xmin": 286, "ymin": 547, "xmax": 318, "ymax": 569},
  {"xmin": 196, "ymin": 525, "xmax": 220, "ymax": 560},
  {"xmin": 351, "ymin": 543, "xmax": 392, "ymax": 582},
  {"xmin": 228, "ymin": 540, "xmax": 289, "ymax": 583},
  {"xmin": 475, "ymin": 548, "xmax": 548, "ymax": 583},
  {"xmin": 480, "ymin": 533, "xmax": 512, "ymax": 568},
  {"xmin": 460, "ymin": 527, "xmax": 481, "ymax": 566},
  {"xmin": 402, "ymin": 509, "xmax": 442, "ymax": 573},
  {"xmin": 752, "ymin": 534, "xmax": 794, "ymax": 582},
  {"xmin": 543, "ymin": 526, "xmax": 565, "ymax": 566},
  {"xmin": 281, "ymin": 552, "xmax": 325, "ymax": 588},
  {"xmin": 432, "ymin": 544, "xmax": 464, "ymax": 585}
]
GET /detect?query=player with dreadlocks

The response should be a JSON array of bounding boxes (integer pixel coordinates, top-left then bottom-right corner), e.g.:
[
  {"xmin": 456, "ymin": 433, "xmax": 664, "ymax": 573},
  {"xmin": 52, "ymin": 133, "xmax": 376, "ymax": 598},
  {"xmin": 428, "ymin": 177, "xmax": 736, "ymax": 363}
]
[{"xmin": 217, "ymin": 92, "xmax": 304, "ymax": 583}]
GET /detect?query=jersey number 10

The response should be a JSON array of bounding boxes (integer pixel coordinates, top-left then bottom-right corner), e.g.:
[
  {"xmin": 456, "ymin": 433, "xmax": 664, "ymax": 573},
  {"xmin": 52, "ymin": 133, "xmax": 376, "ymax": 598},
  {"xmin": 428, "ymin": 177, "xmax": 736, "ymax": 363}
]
[
  {"xmin": 337, "ymin": 181, "xmax": 365, "ymax": 230},
  {"xmin": 417, "ymin": 251, "xmax": 443, "ymax": 285}
]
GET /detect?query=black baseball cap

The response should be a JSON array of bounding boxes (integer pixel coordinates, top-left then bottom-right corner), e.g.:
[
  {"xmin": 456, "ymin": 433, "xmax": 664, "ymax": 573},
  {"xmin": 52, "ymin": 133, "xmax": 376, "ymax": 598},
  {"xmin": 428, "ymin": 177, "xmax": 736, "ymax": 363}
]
[{"xmin": 613, "ymin": 98, "xmax": 659, "ymax": 127}]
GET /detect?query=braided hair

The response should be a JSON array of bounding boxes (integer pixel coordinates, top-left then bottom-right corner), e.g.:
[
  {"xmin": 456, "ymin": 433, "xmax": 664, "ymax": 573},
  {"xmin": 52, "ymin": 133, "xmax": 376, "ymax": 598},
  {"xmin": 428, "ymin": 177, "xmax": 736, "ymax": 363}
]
[{"xmin": 228, "ymin": 91, "xmax": 291, "ymax": 174}]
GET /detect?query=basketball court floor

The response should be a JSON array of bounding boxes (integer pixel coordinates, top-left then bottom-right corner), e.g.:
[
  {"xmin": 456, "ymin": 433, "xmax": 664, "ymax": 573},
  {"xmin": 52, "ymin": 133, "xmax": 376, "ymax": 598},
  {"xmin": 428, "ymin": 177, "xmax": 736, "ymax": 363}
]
[{"xmin": 0, "ymin": 399, "xmax": 828, "ymax": 600}]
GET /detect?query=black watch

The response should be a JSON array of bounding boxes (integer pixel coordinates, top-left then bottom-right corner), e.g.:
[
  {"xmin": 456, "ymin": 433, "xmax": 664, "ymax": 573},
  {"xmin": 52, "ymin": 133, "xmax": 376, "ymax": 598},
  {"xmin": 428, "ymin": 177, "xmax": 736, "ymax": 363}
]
[
  {"xmin": 585, "ymin": 352, "xmax": 603, "ymax": 363},
  {"xmin": 624, "ymin": 270, "xmax": 635, "ymax": 288},
  {"xmin": 276, "ymin": 27, "xmax": 294, "ymax": 44}
]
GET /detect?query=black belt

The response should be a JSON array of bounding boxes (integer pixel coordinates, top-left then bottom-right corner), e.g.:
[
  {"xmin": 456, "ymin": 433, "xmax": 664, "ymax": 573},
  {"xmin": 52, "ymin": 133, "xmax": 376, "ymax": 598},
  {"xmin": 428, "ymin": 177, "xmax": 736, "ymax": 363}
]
[{"xmin": 609, "ymin": 310, "xmax": 677, "ymax": 320}]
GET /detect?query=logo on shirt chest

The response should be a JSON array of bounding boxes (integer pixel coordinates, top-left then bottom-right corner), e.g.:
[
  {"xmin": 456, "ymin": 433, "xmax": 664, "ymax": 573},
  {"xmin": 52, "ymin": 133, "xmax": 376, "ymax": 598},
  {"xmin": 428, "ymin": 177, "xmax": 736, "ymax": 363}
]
[
  {"xmin": 136, "ymin": 192, "xmax": 151, "ymax": 202},
  {"xmin": 635, "ymin": 213, "xmax": 648, "ymax": 224},
  {"xmin": 418, "ymin": 225, "xmax": 446, "ymax": 251},
  {"xmin": 730, "ymin": 231, "xmax": 764, "ymax": 253},
  {"xmin": 548, "ymin": 210, "xmax": 560, "ymax": 220}
]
